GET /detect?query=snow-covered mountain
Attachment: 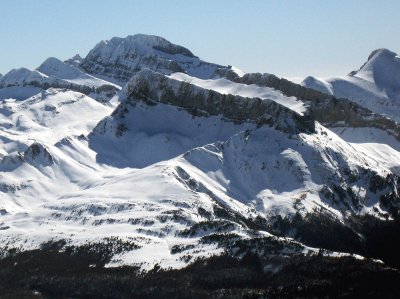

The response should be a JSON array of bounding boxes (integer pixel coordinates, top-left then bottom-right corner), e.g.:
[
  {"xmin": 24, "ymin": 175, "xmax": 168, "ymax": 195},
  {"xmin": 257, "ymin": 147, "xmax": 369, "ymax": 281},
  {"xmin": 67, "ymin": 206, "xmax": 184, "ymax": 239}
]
[
  {"xmin": 301, "ymin": 48, "xmax": 400, "ymax": 122},
  {"xmin": 80, "ymin": 34, "xmax": 240, "ymax": 84},
  {"xmin": 1, "ymin": 34, "xmax": 400, "ymax": 295}
]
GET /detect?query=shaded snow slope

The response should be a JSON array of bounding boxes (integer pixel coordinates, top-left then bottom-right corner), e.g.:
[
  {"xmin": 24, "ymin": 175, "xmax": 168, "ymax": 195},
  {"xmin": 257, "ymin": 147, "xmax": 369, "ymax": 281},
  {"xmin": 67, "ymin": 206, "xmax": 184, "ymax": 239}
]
[
  {"xmin": 89, "ymin": 70, "xmax": 314, "ymax": 168},
  {"xmin": 1, "ymin": 112, "xmax": 397, "ymax": 270}
]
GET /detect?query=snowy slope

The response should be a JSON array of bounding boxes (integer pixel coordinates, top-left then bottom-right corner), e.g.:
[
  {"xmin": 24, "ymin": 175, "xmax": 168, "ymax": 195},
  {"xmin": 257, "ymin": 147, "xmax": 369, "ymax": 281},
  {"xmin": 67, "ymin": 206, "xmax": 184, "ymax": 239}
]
[
  {"xmin": 301, "ymin": 48, "xmax": 400, "ymax": 122},
  {"xmin": 0, "ymin": 59, "xmax": 120, "ymax": 103},
  {"xmin": 331, "ymin": 127, "xmax": 400, "ymax": 174},
  {"xmin": 0, "ymin": 68, "xmax": 48, "ymax": 100},
  {"xmin": 37, "ymin": 57, "xmax": 120, "ymax": 88},
  {"xmin": 1, "ymin": 106, "xmax": 396, "ymax": 270},
  {"xmin": 0, "ymin": 67, "xmax": 48, "ymax": 87},
  {"xmin": 2, "ymin": 69, "xmax": 399, "ymax": 271},
  {"xmin": 0, "ymin": 88, "xmax": 113, "ymax": 146}
]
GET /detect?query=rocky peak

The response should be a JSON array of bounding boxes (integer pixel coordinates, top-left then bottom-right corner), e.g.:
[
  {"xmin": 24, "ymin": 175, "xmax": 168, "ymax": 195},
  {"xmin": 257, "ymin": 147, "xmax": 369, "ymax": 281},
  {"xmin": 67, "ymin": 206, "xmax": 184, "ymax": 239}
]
[
  {"xmin": 91, "ymin": 34, "xmax": 196, "ymax": 59},
  {"xmin": 350, "ymin": 48, "xmax": 400, "ymax": 89},
  {"xmin": 64, "ymin": 54, "xmax": 83, "ymax": 67},
  {"xmin": 367, "ymin": 48, "xmax": 398, "ymax": 62},
  {"xmin": 80, "ymin": 34, "xmax": 236, "ymax": 84}
]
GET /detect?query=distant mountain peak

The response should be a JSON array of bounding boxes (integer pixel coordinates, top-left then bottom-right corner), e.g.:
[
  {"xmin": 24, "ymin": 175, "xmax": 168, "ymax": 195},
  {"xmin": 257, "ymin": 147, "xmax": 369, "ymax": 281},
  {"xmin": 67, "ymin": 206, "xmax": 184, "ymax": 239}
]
[
  {"xmin": 64, "ymin": 54, "xmax": 83, "ymax": 67},
  {"xmin": 37, "ymin": 56, "xmax": 83, "ymax": 80},
  {"xmin": 353, "ymin": 48, "xmax": 400, "ymax": 89},
  {"xmin": 367, "ymin": 48, "xmax": 398, "ymax": 61},
  {"xmin": 353, "ymin": 48, "xmax": 400, "ymax": 75},
  {"xmin": 128, "ymin": 34, "xmax": 196, "ymax": 57},
  {"xmin": 301, "ymin": 47, "xmax": 400, "ymax": 122},
  {"xmin": 90, "ymin": 34, "xmax": 196, "ymax": 60},
  {"xmin": 80, "ymin": 33, "xmax": 236, "ymax": 84},
  {"xmin": 0, "ymin": 67, "xmax": 47, "ymax": 88}
]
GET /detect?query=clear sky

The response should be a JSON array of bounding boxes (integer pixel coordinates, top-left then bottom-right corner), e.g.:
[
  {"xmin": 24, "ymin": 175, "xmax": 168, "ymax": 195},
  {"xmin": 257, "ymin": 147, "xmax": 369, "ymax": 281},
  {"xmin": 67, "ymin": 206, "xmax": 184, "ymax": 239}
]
[{"xmin": 0, "ymin": 0, "xmax": 399, "ymax": 79}]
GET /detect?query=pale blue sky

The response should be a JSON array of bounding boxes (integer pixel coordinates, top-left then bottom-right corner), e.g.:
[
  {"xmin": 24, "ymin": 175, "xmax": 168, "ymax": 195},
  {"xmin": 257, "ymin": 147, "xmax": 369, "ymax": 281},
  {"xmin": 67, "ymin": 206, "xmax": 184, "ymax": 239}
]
[{"xmin": 0, "ymin": 0, "xmax": 399, "ymax": 78}]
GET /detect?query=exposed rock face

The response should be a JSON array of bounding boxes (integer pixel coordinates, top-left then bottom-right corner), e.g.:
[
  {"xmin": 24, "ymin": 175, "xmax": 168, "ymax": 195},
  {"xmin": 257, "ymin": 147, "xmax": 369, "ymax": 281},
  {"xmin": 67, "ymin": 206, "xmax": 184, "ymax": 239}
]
[
  {"xmin": 81, "ymin": 34, "xmax": 237, "ymax": 84},
  {"xmin": 24, "ymin": 142, "xmax": 54, "ymax": 165},
  {"xmin": 232, "ymin": 72, "xmax": 400, "ymax": 141},
  {"xmin": 123, "ymin": 70, "xmax": 315, "ymax": 134}
]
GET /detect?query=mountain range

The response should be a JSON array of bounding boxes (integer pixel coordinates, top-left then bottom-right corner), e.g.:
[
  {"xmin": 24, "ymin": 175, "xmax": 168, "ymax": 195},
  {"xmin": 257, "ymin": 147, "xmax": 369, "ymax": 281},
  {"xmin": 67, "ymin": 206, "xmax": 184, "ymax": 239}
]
[{"xmin": 1, "ymin": 34, "xmax": 400, "ymax": 297}]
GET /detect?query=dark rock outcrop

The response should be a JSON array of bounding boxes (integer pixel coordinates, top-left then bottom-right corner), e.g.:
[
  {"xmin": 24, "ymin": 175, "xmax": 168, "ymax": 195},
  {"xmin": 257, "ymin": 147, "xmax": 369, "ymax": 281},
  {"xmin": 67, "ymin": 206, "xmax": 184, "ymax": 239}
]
[{"xmin": 24, "ymin": 142, "xmax": 54, "ymax": 166}]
